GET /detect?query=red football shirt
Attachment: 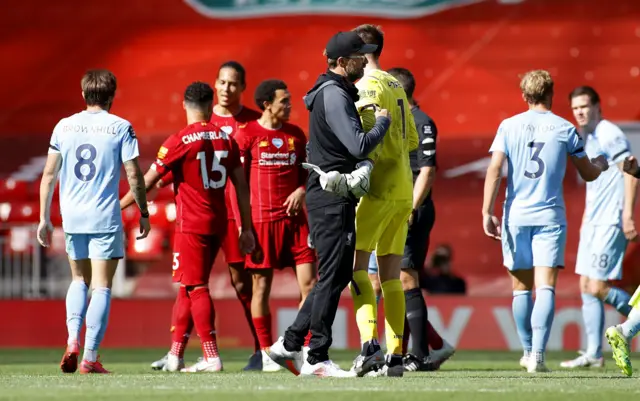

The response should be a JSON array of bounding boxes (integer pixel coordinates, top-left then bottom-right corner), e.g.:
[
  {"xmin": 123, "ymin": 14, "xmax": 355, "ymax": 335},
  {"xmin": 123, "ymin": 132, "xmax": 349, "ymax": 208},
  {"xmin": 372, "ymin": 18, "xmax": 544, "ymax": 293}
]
[
  {"xmin": 211, "ymin": 107, "xmax": 261, "ymax": 221},
  {"xmin": 234, "ymin": 120, "xmax": 307, "ymax": 223},
  {"xmin": 152, "ymin": 121, "xmax": 241, "ymax": 235}
]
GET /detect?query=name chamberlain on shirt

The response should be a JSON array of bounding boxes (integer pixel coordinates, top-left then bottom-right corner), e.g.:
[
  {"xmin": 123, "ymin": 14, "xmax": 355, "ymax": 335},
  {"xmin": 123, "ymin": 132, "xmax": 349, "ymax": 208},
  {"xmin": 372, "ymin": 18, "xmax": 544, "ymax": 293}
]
[{"xmin": 181, "ymin": 130, "xmax": 230, "ymax": 144}]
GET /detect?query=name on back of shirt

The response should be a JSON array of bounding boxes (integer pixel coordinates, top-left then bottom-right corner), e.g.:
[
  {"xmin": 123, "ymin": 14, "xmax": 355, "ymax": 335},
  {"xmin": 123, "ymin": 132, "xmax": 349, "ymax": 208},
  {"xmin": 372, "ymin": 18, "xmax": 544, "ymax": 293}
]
[
  {"xmin": 182, "ymin": 130, "xmax": 229, "ymax": 144},
  {"xmin": 61, "ymin": 124, "xmax": 118, "ymax": 135}
]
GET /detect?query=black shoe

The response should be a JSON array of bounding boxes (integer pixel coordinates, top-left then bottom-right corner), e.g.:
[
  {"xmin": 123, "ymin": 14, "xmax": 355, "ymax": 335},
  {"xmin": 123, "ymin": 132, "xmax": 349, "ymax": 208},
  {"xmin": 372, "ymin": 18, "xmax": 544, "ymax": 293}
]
[
  {"xmin": 385, "ymin": 354, "xmax": 404, "ymax": 377},
  {"xmin": 404, "ymin": 353, "xmax": 438, "ymax": 372},
  {"xmin": 350, "ymin": 340, "xmax": 384, "ymax": 377}
]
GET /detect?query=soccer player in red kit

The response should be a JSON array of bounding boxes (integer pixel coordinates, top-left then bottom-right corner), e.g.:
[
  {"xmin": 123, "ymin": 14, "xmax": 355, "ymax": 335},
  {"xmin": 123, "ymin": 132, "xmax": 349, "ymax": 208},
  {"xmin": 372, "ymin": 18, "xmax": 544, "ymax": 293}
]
[
  {"xmin": 121, "ymin": 81, "xmax": 254, "ymax": 372},
  {"xmin": 234, "ymin": 79, "xmax": 317, "ymax": 369},
  {"xmin": 149, "ymin": 62, "xmax": 266, "ymax": 371}
]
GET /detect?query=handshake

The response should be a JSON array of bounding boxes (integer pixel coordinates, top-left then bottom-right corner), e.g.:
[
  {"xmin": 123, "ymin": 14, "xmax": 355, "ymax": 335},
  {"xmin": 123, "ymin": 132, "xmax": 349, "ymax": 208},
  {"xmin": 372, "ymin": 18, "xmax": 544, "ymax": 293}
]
[{"xmin": 303, "ymin": 160, "xmax": 373, "ymax": 198}]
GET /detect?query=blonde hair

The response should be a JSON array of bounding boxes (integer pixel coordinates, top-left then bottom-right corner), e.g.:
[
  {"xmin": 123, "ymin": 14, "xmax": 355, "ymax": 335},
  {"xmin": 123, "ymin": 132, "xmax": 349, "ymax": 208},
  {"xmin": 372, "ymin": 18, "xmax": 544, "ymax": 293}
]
[{"xmin": 520, "ymin": 70, "xmax": 553, "ymax": 105}]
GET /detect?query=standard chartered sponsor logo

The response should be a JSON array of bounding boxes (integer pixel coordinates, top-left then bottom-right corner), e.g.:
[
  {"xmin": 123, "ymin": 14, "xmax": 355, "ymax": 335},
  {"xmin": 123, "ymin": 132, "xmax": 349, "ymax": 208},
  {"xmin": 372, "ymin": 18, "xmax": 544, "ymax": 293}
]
[{"xmin": 184, "ymin": 0, "xmax": 486, "ymax": 18}]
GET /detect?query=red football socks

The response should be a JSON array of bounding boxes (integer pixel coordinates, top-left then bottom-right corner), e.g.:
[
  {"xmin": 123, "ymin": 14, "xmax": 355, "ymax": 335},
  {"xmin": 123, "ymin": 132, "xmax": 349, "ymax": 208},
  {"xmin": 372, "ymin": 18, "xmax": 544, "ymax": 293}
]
[
  {"xmin": 252, "ymin": 315, "xmax": 273, "ymax": 349},
  {"xmin": 427, "ymin": 320, "xmax": 444, "ymax": 350},
  {"xmin": 236, "ymin": 290, "xmax": 260, "ymax": 352},
  {"xmin": 170, "ymin": 286, "xmax": 193, "ymax": 358},
  {"xmin": 189, "ymin": 287, "xmax": 219, "ymax": 359}
]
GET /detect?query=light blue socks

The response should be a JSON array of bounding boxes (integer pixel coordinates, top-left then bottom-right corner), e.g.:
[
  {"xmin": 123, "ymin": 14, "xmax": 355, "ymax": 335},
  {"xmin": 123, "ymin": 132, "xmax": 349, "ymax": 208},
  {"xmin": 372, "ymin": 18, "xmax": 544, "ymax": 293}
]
[
  {"xmin": 512, "ymin": 290, "xmax": 533, "ymax": 355},
  {"xmin": 581, "ymin": 293, "xmax": 604, "ymax": 358},
  {"xmin": 604, "ymin": 287, "xmax": 632, "ymax": 317},
  {"xmin": 531, "ymin": 285, "xmax": 555, "ymax": 358},
  {"xmin": 66, "ymin": 280, "xmax": 88, "ymax": 345},
  {"xmin": 84, "ymin": 287, "xmax": 112, "ymax": 362}
]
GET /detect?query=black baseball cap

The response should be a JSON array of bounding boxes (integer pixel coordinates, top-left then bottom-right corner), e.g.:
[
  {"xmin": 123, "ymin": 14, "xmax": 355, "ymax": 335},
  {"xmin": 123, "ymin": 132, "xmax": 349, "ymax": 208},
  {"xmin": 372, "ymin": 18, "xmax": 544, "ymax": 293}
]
[{"xmin": 325, "ymin": 31, "xmax": 378, "ymax": 59}]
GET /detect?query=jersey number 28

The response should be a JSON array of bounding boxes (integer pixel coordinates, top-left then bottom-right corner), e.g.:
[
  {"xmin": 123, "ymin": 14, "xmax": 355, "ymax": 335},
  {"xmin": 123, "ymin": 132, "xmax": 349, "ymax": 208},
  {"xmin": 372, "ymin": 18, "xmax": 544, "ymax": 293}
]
[
  {"xmin": 197, "ymin": 151, "xmax": 228, "ymax": 189},
  {"xmin": 524, "ymin": 141, "xmax": 546, "ymax": 179}
]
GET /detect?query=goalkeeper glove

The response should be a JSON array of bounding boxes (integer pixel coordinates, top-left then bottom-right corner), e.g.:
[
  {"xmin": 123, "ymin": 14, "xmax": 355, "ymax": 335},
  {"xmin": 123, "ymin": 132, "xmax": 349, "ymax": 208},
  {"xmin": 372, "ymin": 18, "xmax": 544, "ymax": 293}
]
[
  {"xmin": 302, "ymin": 163, "xmax": 349, "ymax": 197},
  {"xmin": 346, "ymin": 160, "xmax": 373, "ymax": 198}
]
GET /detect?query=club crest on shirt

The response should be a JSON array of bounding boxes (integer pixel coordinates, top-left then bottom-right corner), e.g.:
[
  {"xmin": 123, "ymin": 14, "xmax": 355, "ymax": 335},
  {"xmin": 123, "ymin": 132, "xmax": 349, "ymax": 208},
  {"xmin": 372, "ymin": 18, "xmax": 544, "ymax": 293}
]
[
  {"xmin": 259, "ymin": 140, "xmax": 269, "ymax": 147},
  {"xmin": 272, "ymin": 138, "xmax": 284, "ymax": 149},
  {"xmin": 220, "ymin": 126, "xmax": 233, "ymax": 135}
]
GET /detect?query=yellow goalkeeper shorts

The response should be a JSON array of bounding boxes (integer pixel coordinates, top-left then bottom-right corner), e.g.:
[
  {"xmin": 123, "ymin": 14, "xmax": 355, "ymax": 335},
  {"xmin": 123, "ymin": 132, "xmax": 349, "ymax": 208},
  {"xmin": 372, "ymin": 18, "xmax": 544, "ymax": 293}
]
[{"xmin": 355, "ymin": 196, "xmax": 412, "ymax": 256}]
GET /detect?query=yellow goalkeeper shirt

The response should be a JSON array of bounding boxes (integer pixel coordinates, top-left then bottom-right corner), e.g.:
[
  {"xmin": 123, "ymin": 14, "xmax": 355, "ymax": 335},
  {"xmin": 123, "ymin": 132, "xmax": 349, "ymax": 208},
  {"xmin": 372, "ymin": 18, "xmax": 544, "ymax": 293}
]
[{"xmin": 356, "ymin": 69, "xmax": 419, "ymax": 201}]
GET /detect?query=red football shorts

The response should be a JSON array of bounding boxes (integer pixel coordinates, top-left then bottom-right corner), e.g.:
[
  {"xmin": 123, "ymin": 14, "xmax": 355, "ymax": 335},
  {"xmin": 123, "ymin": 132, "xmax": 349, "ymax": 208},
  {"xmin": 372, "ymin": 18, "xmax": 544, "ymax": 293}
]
[
  {"xmin": 246, "ymin": 214, "xmax": 317, "ymax": 270},
  {"xmin": 221, "ymin": 219, "xmax": 244, "ymax": 265},
  {"xmin": 172, "ymin": 233, "xmax": 221, "ymax": 286}
]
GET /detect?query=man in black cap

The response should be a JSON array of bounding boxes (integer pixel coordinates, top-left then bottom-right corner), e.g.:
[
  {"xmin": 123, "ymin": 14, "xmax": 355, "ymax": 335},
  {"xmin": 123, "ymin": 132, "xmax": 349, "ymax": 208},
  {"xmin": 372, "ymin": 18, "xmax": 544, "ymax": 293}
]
[{"xmin": 268, "ymin": 31, "xmax": 391, "ymax": 377}]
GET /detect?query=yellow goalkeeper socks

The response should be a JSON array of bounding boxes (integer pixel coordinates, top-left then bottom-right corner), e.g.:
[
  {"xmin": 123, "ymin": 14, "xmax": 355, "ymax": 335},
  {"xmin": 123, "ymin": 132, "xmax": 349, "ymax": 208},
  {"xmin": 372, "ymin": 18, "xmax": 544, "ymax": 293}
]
[
  {"xmin": 381, "ymin": 279, "xmax": 405, "ymax": 355},
  {"xmin": 350, "ymin": 270, "xmax": 378, "ymax": 344}
]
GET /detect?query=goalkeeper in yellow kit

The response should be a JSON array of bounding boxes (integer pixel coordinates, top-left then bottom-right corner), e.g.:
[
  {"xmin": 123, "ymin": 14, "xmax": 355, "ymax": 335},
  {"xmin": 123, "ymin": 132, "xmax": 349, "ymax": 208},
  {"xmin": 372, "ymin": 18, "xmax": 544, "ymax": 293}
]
[{"xmin": 348, "ymin": 24, "xmax": 419, "ymax": 377}]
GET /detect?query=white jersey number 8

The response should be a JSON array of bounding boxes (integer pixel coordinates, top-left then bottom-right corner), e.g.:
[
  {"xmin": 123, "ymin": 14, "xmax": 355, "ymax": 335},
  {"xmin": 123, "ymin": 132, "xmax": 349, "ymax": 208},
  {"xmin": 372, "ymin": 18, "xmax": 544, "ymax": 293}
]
[{"xmin": 197, "ymin": 150, "xmax": 228, "ymax": 189}]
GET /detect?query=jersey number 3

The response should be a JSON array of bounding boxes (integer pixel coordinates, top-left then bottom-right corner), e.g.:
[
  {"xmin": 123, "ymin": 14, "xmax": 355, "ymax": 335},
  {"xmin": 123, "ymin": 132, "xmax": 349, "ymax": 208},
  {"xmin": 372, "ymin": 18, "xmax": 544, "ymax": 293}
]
[
  {"xmin": 524, "ymin": 141, "xmax": 546, "ymax": 179},
  {"xmin": 197, "ymin": 150, "xmax": 228, "ymax": 189}
]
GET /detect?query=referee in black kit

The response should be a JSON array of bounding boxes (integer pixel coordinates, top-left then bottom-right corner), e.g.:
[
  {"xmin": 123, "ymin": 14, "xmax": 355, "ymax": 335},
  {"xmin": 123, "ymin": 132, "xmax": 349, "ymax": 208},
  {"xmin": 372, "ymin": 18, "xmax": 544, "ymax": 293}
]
[{"xmin": 268, "ymin": 31, "xmax": 391, "ymax": 377}]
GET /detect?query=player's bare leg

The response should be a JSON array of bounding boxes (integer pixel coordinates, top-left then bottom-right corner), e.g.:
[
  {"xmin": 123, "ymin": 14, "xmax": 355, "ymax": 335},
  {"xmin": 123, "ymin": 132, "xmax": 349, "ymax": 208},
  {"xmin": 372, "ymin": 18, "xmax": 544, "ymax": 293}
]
[
  {"xmin": 60, "ymin": 258, "xmax": 91, "ymax": 373},
  {"xmin": 180, "ymin": 283, "xmax": 223, "ymax": 373},
  {"xmin": 250, "ymin": 269, "xmax": 281, "ymax": 372},
  {"xmin": 228, "ymin": 262, "xmax": 263, "ymax": 370},
  {"xmin": 295, "ymin": 262, "xmax": 317, "ymax": 360},
  {"xmin": 78, "ymin": 258, "xmax": 119, "ymax": 374},
  {"xmin": 349, "ymin": 250, "xmax": 385, "ymax": 376}
]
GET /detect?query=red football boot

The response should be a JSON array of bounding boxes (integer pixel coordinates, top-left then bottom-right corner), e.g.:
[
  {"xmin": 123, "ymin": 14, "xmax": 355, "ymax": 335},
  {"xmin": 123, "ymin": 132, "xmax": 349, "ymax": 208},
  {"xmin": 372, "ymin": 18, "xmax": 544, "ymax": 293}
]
[
  {"xmin": 79, "ymin": 358, "xmax": 111, "ymax": 374},
  {"xmin": 60, "ymin": 341, "xmax": 80, "ymax": 373}
]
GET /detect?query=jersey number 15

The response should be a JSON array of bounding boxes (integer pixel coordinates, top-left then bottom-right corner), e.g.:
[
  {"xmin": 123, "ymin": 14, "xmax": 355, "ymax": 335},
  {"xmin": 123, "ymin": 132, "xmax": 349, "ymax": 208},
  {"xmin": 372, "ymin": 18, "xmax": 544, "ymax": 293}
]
[{"xmin": 197, "ymin": 151, "xmax": 228, "ymax": 189}]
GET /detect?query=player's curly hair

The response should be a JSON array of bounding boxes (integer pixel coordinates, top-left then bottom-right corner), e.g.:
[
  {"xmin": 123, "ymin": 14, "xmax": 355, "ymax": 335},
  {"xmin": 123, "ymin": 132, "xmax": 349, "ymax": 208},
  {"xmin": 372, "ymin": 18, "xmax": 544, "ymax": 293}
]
[
  {"xmin": 353, "ymin": 24, "xmax": 384, "ymax": 58},
  {"xmin": 254, "ymin": 79, "xmax": 288, "ymax": 111},
  {"xmin": 520, "ymin": 70, "xmax": 554, "ymax": 105},
  {"xmin": 184, "ymin": 81, "xmax": 214, "ymax": 109},
  {"xmin": 219, "ymin": 61, "xmax": 246, "ymax": 86}
]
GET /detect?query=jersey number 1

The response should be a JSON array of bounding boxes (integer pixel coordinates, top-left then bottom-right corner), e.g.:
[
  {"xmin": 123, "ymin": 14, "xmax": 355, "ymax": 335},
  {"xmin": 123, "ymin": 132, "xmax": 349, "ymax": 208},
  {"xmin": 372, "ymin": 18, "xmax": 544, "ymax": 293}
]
[
  {"xmin": 197, "ymin": 151, "xmax": 228, "ymax": 189},
  {"xmin": 396, "ymin": 98, "xmax": 407, "ymax": 139}
]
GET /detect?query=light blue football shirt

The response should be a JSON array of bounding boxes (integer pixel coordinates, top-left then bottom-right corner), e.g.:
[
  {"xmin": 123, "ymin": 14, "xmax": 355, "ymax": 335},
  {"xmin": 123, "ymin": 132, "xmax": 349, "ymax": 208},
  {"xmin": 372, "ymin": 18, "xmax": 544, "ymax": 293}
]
[
  {"xmin": 489, "ymin": 110, "xmax": 586, "ymax": 226},
  {"xmin": 48, "ymin": 110, "xmax": 139, "ymax": 234},
  {"xmin": 583, "ymin": 119, "xmax": 631, "ymax": 227}
]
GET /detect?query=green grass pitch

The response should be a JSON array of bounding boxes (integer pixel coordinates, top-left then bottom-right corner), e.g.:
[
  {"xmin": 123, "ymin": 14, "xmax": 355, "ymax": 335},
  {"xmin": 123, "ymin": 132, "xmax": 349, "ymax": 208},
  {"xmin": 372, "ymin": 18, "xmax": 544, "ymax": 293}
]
[{"xmin": 0, "ymin": 349, "xmax": 638, "ymax": 401}]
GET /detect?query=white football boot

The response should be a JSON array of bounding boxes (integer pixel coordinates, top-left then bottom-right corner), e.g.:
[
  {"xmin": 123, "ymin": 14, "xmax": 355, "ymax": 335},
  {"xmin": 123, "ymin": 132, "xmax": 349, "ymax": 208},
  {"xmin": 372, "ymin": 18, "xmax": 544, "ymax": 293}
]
[
  {"xmin": 261, "ymin": 350, "xmax": 283, "ymax": 372},
  {"xmin": 267, "ymin": 336, "xmax": 304, "ymax": 375},
  {"xmin": 180, "ymin": 357, "xmax": 223, "ymax": 372},
  {"xmin": 560, "ymin": 351, "xmax": 604, "ymax": 369},
  {"xmin": 300, "ymin": 359, "xmax": 357, "ymax": 377},
  {"xmin": 164, "ymin": 353, "xmax": 185, "ymax": 372}
]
